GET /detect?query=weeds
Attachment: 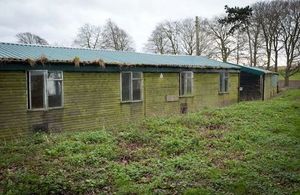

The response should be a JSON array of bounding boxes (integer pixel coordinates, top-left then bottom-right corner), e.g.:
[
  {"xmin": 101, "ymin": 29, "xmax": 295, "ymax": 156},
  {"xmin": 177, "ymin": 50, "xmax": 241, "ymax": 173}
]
[{"xmin": 0, "ymin": 89, "xmax": 299, "ymax": 194}]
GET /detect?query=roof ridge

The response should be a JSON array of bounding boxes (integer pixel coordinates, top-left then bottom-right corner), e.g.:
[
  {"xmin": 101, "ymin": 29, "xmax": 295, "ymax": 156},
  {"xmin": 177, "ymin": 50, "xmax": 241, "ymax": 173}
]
[
  {"xmin": 0, "ymin": 42, "xmax": 209, "ymax": 58},
  {"xmin": 0, "ymin": 42, "xmax": 239, "ymax": 69},
  {"xmin": 226, "ymin": 62, "xmax": 276, "ymax": 74},
  {"xmin": 0, "ymin": 42, "xmax": 118, "ymax": 52}
]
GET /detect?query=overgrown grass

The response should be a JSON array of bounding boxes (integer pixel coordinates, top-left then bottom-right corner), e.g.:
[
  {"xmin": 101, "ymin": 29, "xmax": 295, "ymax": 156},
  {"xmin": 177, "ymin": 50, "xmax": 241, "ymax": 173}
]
[{"xmin": 0, "ymin": 90, "xmax": 300, "ymax": 194}]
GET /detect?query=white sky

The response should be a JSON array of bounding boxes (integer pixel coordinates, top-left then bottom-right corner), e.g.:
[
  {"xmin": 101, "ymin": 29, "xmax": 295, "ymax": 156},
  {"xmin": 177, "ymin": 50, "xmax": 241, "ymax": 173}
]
[{"xmin": 0, "ymin": 0, "xmax": 257, "ymax": 52}]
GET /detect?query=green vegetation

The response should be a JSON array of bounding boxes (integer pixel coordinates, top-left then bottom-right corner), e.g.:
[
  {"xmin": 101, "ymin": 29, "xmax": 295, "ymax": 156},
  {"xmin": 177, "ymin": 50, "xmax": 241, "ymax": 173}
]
[
  {"xmin": 1, "ymin": 90, "xmax": 300, "ymax": 194},
  {"xmin": 279, "ymin": 71, "xmax": 300, "ymax": 80}
]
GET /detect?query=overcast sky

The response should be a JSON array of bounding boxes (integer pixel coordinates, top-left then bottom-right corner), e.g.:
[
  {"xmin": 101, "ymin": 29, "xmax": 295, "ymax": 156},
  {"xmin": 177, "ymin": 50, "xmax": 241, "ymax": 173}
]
[{"xmin": 0, "ymin": 0, "xmax": 257, "ymax": 51}]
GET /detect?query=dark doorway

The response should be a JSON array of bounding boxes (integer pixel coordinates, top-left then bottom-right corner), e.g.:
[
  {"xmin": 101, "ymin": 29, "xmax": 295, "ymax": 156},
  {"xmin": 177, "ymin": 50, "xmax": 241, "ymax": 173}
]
[{"xmin": 240, "ymin": 72, "xmax": 262, "ymax": 101}]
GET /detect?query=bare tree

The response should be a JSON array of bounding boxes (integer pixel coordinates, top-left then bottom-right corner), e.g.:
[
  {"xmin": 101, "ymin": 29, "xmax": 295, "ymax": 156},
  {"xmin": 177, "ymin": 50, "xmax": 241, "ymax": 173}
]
[
  {"xmin": 16, "ymin": 32, "xmax": 48, "ymax": 45},
  {"xmin": 197, "ymin": 19, "xmax": 214, "ymax": 57},
  {"xmin": 144, "ymin": 24, "xmax": 168, "ymax": 54},
  {"xmin": 101, "ymin": 19, "xmax": 135, "ymax": 51},
  {"xmin": 233, "ymin": 31, "xmax": 249, "ymax": 64},
  {"xmin": 73, "ymin": 23, "xmax": 101, "ymax": 49},
  {"xmin": 179, "ymin": 18, "xmax": 196, "ymax": 55},
  {"xmin": 144, "ymin": 20, "xmax": 181, "ymax": 55},
  {"xmin": 145, "ymin": 18, "xmax": 212, "ymax": 56},
  {"xmin": 255, "ymin": 1, "xmax": 283, "ymax": 70},
  {"xmin": 160, "ymin": 21, "xmax": 181, "ymax": 54},
  {"xmin": 218, "ymin": 5, "xmax": 253, "ymax": 64},
  {"xmin": 280, "ymin": 0, "xmax": 300, "ymax": 86},
  {"xmin": 178, "ymin": 17, "xmax": 213, "ymax": 56},
  {"xmin": 270, "ymin": 1, "xmax": 284, "ymax": 72},
  {"xmin": 246, "ymin": 4, "xmax": 264, "ymax": 67},
  {"xmin": 208, "ymin": 18, "xmax": 235, "ymax": 62},
  {"xmin": 144, "ymin": 0, "xmax": 299, "ymax": 77}
]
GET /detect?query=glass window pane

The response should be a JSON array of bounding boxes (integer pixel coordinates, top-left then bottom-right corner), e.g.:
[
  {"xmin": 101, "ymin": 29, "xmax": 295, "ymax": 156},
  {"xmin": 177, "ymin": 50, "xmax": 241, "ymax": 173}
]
[
  {"xmin": 180, "ymin": 73, "xmax": 186, "ymax": 95},
  {"xmin": 30, "ymin": 73, "xmax": 45, "ymax": 109},
  {"xmin": 220, "ymin": 73, "xmax": 224, "ymax": 92},
  {"xmin": 48, "ymin": 71, "xmax": 62, "ymax": 79},
  {"xmin": 225, "ymin": 73, "xmax": 229, "ymax": 92},
  {"xmin": 272, "ymin": 75, "xmax": 278, "ymax": 87},
  {"xmin": 132, "ymin": 79, "xmax": 141, "ymax": 100},
  {"xmin": 224, "ymin": 78, "xmax": 228, "ymax": 92},
  {"xmin": 48, "ymin": 80, "xmax": 62, "ymax": 107},
  {"xmin": 133, "ymin": 72, "xmax": 142, "ymax": 79},
  {"xmin": 122, "ymin": 73, "xmax": 131, "ymax": 101},
  {"xmin": 186, "ymin": 78, "xmax": 192, "ymax": 94}
]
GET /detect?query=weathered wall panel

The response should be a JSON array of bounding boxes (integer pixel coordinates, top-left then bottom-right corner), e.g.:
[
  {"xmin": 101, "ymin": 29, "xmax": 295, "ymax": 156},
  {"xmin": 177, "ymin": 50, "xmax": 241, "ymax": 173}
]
[
  {"xmin": 0, "ymin": 72, "xmax": 28, "ymax": 138},
  {"xmin": 144, "ymin": 72, "xmax": 239, "ymax": 116},
  {"xmin": 0, "ymin": 71, "xmax": 239, "ymax": 139},
  {"xmin": 144, "ymin": 73, "xmax": 180, "ymax": 116},
  {"xmin": 0, "ymin": 72, "xmax": 144, "ymax": 139},
  {"xmin": 264, "ymin": 74, "xmax": 277, "ymax": 100}
]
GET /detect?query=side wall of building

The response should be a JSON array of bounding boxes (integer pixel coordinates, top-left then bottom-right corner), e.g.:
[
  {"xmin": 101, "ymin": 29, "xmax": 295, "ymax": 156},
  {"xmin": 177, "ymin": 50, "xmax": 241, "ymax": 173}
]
[
  {"xmin": 264, "ymin": 74, "xmax": 277, "ymax": 100},
  {"xmin": 0, "ymin": 71, "xmax": 239, "ymax": 139}
]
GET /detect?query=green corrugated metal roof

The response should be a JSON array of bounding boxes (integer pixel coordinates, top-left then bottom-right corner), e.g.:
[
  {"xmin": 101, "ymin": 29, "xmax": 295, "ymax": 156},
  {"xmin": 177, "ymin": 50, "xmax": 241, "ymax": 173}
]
[
  {"xmin": 0, "ymin": 42, "xmax": 238, "ymax": 69},
  {"xmin": 227, "ymin": 62, "xmax": 276, "ymax": 75}
]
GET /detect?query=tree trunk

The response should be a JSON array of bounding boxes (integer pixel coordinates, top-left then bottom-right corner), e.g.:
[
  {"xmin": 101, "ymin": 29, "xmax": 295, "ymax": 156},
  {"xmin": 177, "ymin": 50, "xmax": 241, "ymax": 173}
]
[
  {"xmin": 236, "ymin": 31, "xmax": 240, "ymax": 64},
  {"xmin": 246, "ymin": 28, "xmax": 253, "ymax": 66},
  {"xmin": 253, "ymin": 39, "xmax": 257, "ymax": 67},
  {"xmin": 253, "ymin": 29, "xmax": 259, "ymax": 67},
  {"xmin": 253, "ymin": 47, "xmax": 257, "ymax": 67},
  {"xmin": 221, "ymin": 40, "xmax": 227, "ymax": 62},
  {"xmin": 284, "ymin": 74, "xmax": 289, "ymax": 87},
  {"xmin": 284, "ymin": 58, "xmax": 291, "ymax": 87},
  {"xmin": 274, "ymin": 51, "xmax": 278, "ymax": 72},
  {"xmin": 266, "ymin": 50, "xmax": 271, "ymax": 70}
]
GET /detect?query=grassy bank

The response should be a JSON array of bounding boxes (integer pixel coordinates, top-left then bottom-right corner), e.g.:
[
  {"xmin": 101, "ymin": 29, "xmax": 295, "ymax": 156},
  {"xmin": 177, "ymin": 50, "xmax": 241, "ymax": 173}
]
[
  {"xmin": 279, "ymin": 71, "xmax": 300, "ymax": 81},
  {"xmin": 0, "ymin": 90, "xmax": 299, "ymax": 194}
]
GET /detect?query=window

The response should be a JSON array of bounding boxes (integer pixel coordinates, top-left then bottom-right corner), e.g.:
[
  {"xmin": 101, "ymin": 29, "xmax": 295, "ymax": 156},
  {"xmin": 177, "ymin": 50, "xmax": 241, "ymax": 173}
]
[
  {"xmin": 180, "ymin": 71, "xmax": 193, "ymax": 96},
  {"xmin": 272, "ymin": 75, "xmax": 278, "ymax": 88},
  {"xmin": 47, "ymin": 71, "xmax": 63, "ymax": 107},
  {"xmin": 219, "ymin": 72, "xmax": 229, "ymax": 93},
  {"xmin": 121, "ymin": 72, "xmax": 143, "ymax": 102},
  {"xmin": 28, "ymin": 70, "xmax": 63, "ymax": 110}
]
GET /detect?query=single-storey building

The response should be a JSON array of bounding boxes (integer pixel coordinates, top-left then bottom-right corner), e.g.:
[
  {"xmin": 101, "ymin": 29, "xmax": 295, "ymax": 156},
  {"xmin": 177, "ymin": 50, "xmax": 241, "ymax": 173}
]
[
  {"xmin": 0, "ymin": 42, "xmax": 241, "ymax": 139},
  {"xmin": 228, "ymin": 63, "xmax": 278, "ymax": 101}
]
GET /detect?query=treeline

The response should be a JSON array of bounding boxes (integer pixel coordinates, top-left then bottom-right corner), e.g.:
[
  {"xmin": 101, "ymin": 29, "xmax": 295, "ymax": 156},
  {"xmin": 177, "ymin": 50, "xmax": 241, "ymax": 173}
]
[
  {"xmin": 15, "ymin": 0, "xmax": 299, "ymax": 86},
  {"xmin": 144, "ymin": 0, "xmax": 300, "ymax": 86},
  {"xmin": 16, "ymin": 19, "xmax": 135, "ymax": 52}
]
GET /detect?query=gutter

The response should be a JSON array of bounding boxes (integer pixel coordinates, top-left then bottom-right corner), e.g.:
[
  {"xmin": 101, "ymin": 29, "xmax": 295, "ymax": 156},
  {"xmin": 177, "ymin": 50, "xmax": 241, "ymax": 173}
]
[{"xmin": 0, "ymin": 58, "xmax": 240, "ymax": 70}]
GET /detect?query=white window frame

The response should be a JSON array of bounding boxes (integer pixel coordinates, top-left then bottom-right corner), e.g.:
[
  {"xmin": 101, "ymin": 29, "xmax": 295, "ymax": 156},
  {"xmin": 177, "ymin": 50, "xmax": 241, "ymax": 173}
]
[
  {"xmin": 27, "ymin": 70, "xmax": 64, "ymax": 110},
  {"xmin": 219, "ymin": 72, "xmax": 229, "ymax": 93},
  {"xmin": 180, "ymin": 71, "xmax": 194, "ymax": 96},
  {"xmin": 120, "ymin": 72, "xmax": 143, "ymax": 103}
]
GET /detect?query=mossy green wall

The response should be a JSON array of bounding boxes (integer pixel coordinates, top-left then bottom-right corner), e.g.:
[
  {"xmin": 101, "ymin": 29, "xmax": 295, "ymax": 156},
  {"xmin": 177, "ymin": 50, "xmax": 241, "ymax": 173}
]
[
  {"xmin": 0, "ymin": 71, "xmax": 239, "ymax": 139},
  {"xmin": 0, "ymin": 72, "xmax": 144, "ymax": 139},
  {"xmin": 144, "ymin": 72, "xmax": 239, "ymax": 115},
  {"xmin": 144, "ymin": 73, "xmax": 179, "ymax": 116},
  {"xmin": 264, "ymin": 74, "xmax": 277, "ymax": 100},
  {"xmin": 0, "ymin": 72, "xmax": 28, "ymax": 138}
]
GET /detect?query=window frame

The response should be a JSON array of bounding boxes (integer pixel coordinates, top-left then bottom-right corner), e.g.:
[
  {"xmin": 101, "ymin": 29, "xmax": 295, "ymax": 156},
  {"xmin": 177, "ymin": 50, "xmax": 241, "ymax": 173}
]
[
  {"xmin": 219, "ymin": 72, "xmax": 229, "ymax": 93},
  {"xmin": 120, "ymin": 72, "xmax": 143, "ymax": 103},
  {"xmin": 27, "ymin": 70, "xmax": 64, "ymax": 111},
  {"xmin": 179, "ymin": 71, "xmax": 194, "ymax": 97}
]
